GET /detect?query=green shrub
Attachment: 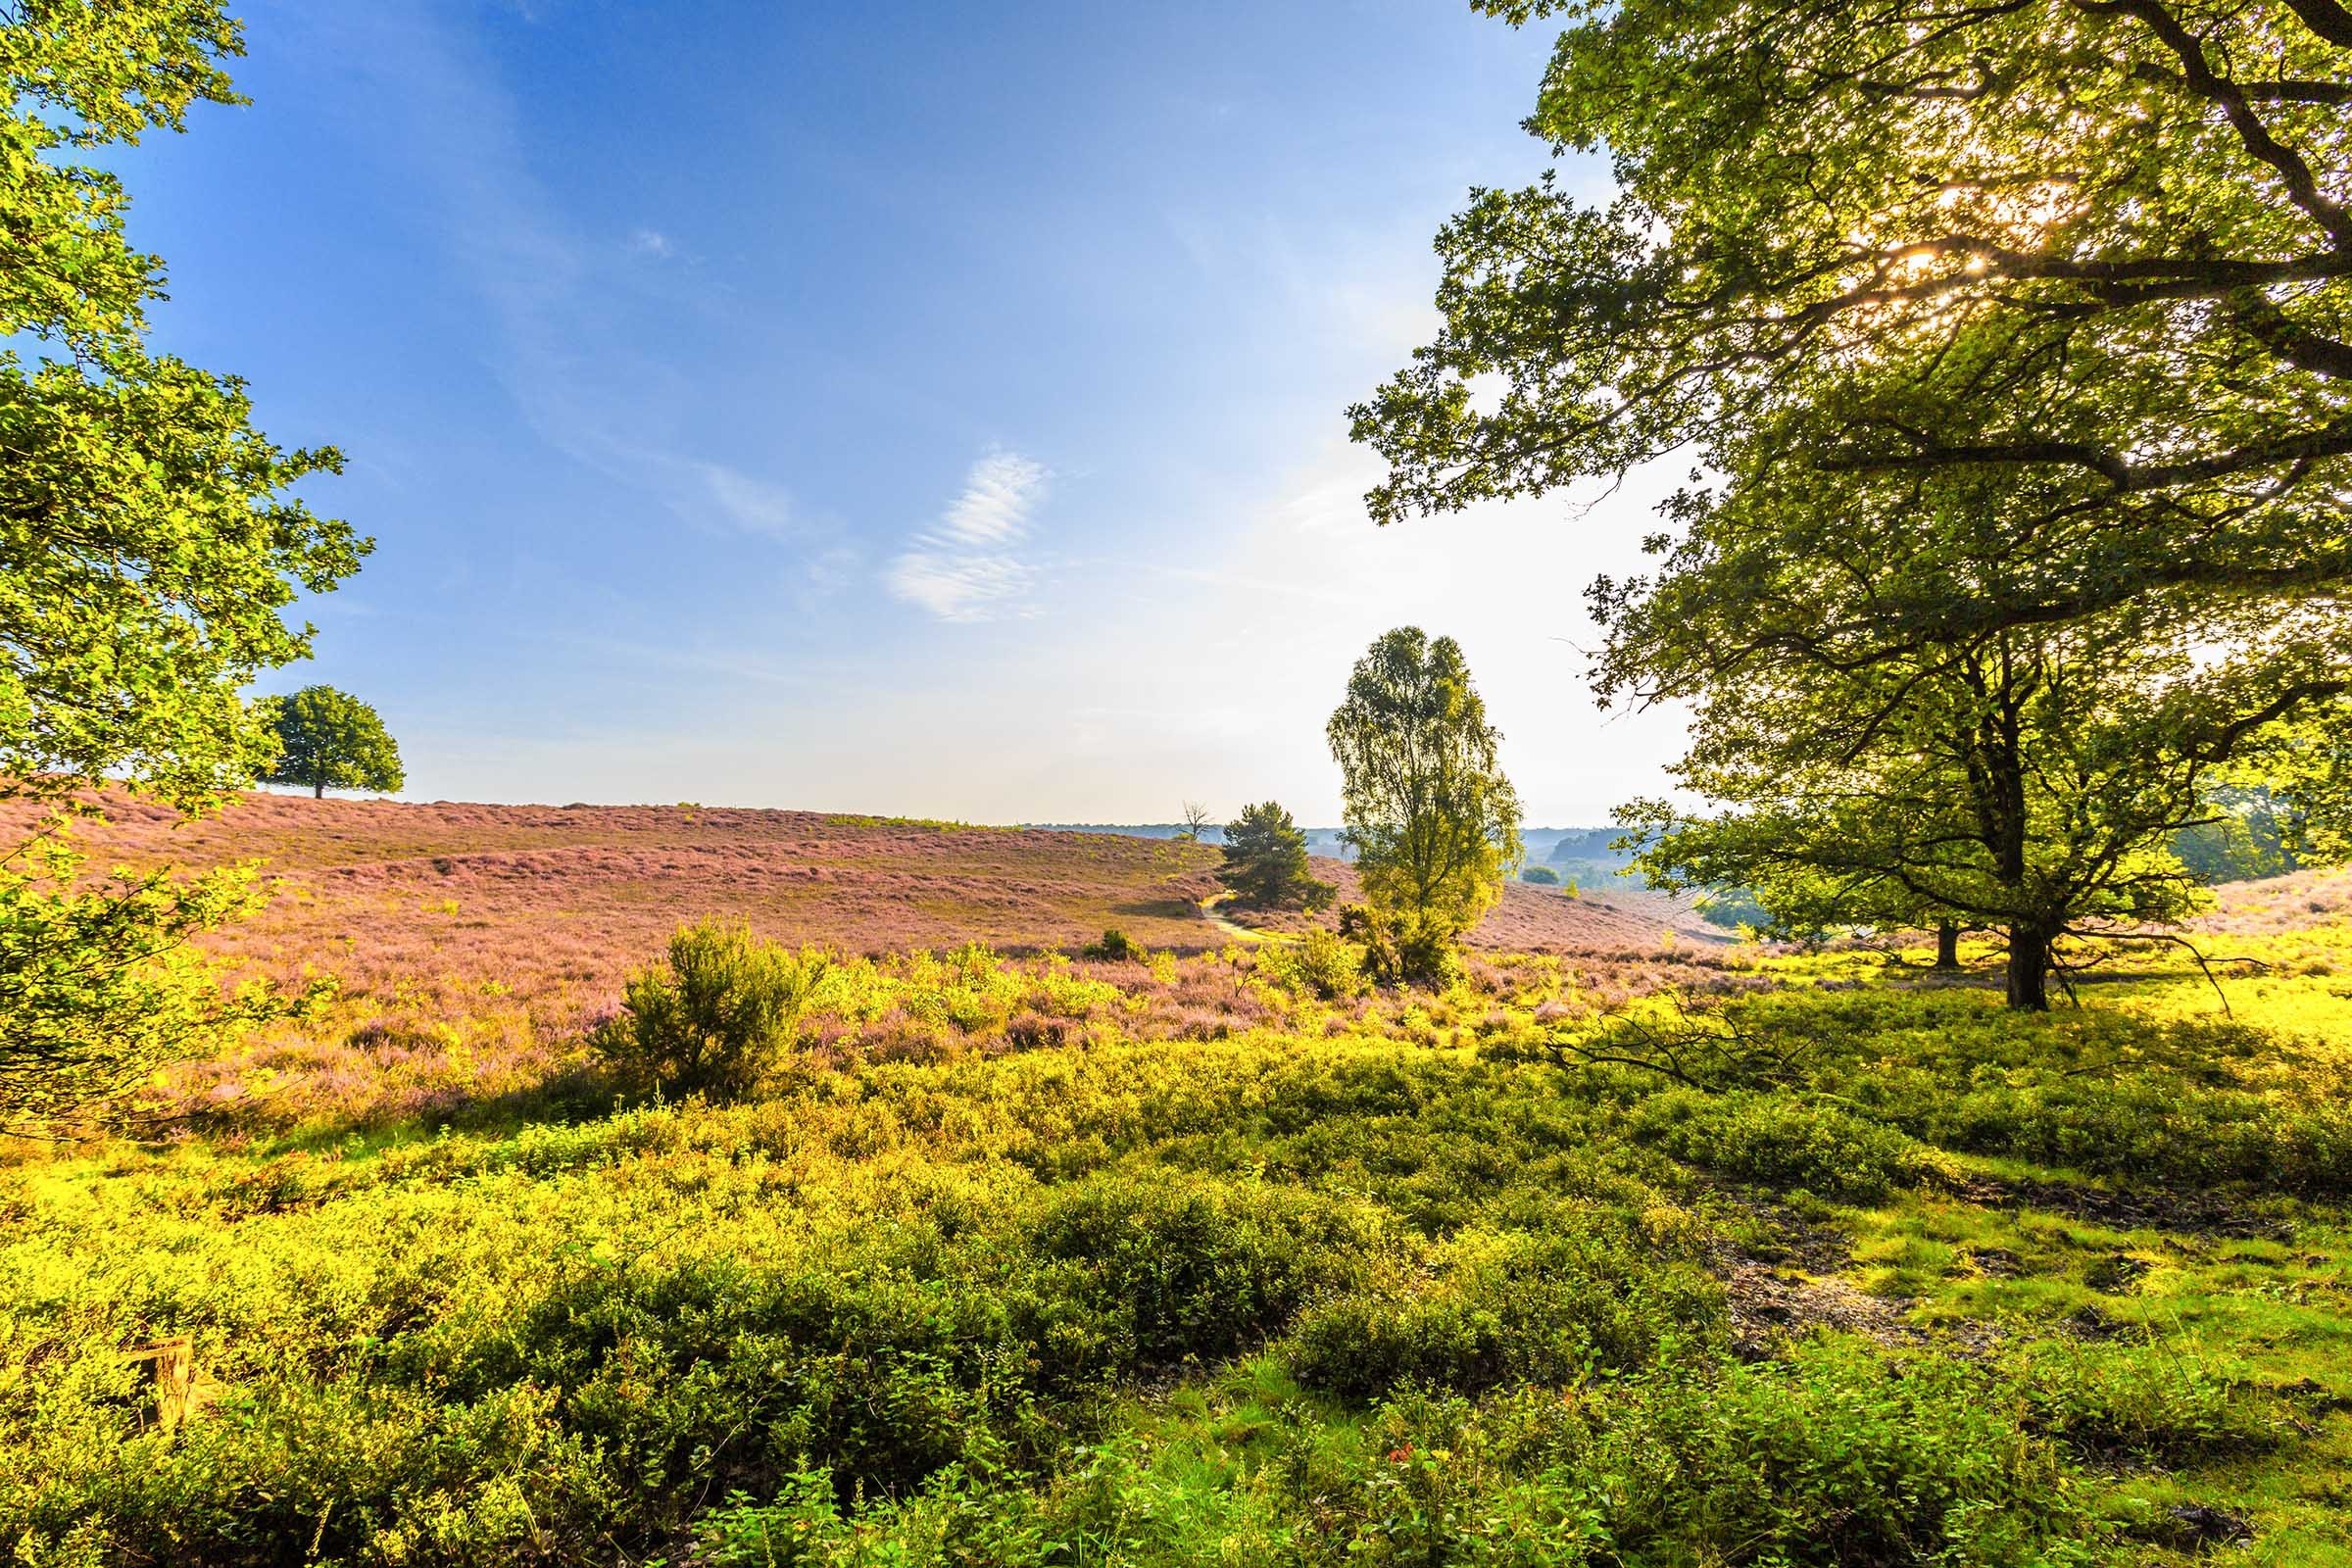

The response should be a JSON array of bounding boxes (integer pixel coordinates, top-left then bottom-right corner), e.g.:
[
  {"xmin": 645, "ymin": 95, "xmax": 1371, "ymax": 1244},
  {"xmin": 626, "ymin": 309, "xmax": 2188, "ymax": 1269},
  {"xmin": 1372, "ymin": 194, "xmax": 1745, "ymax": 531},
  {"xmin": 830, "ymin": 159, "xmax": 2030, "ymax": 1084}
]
[
  {"xmin": 1916, "ymin": 1075, "xmax": 2352, "ymax": 1195},
  {"xmin": 1629, "ymin": 1088, "xmax": 1946, "ymax": 1201},
  {"xmin": 1519, "ymin": 864, "xmax": 1559, "ymax": 885},
  {"xmin": 1026, "ymin": 1172, "xmax": 1382, "ymax": 1368},
  {"xmin": 1309, "ymin": 1348, "xmax": 2103, "ymax": 1567},
  {"xmin": 1339, "ymin": 903, "xmax": 1460, "ymax": 988},
  {"xmin": 1081, "ymin": 927, "xmax": 1145, "ymax": 962},
  {"xmin": 693, "ymin": 1439, "xmax": 1264, "ymax": 1568},
  {"xmin": 1293, "ymin": 928, "xmax": 1365, "ymax": 1000},
  {"xmin": 1257, "ymin": 927, "xmax": 1365, "ymax": 1001},
  {"xmin": 1288, "ymin": 1218, "xmax": 1723, "ymax": 1398},
  {"xmin": 2007, "ymin": 1341, "xmax": 2269, "ymax": 1463},
  {"xmin": 694, "ymin": 1342, "xmax": 2109, "ymax": 1568},
  {"xmin": 1574, "ymin": 1341, "xmax": 2105, "ymax": 1565},
  {"xmin": 591, "ymin": 921, "xmax": 830, "ymax": 1100}
]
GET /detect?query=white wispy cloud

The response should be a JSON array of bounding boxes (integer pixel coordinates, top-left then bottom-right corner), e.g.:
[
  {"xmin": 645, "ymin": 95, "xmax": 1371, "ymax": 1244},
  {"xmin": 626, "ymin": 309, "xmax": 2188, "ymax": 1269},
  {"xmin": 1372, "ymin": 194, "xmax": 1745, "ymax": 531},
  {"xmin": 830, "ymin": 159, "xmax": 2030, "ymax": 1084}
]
[
  {"xmin": 887, "ymin": 450, "xmax": 1051, "ymax": 621},
  {"xmin": 626, "ymin": 226, "xmax": 674, "ymax": 259},
  {"xmin": 695, "ymin": 462, "xmax": 798, "ymax": 540},
  {"xmin": 938, "ymin": 449, "xmax": 1049, "ymax": 545}
]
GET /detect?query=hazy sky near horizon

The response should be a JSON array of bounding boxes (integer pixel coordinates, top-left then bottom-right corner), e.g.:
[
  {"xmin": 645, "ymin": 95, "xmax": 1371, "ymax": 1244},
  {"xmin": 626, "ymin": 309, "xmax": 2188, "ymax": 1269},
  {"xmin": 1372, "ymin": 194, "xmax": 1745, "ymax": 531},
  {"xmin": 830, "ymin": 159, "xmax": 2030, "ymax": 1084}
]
[{"xmin": 132, "ymin": 0, "xmax": 1692, "ymax": 823}]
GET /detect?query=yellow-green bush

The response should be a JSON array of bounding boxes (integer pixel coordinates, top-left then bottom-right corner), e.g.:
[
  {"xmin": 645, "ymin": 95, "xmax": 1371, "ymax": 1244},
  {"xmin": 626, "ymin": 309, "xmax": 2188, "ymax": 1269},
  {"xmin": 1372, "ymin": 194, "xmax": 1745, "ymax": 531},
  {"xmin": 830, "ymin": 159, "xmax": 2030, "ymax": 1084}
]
[
  {"xmin": 590, "ymin": 921, "xmax": 829, "ymax": 1099},
  {"xmin": 1628, "ymin": 1087, "xmax": 1951, "ymax": 1201}
]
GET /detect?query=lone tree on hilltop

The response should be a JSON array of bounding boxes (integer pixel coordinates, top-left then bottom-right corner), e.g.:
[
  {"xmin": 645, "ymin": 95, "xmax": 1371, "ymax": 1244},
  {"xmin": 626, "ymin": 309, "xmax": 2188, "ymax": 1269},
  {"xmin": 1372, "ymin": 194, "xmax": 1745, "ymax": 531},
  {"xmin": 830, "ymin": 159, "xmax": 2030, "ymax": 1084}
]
[
  {"xmin": 1218, "ymin": 802, "xmax": 1335, "ymax": 911},
  {"xmin": 262, "ymin": 686, "xmax": 404, "ymax": 798},
  {"xmin": 1179, "ymin": 802, "xmax": 1214, "ymax": 843},
  {"xmin": 1328, "ymin": 628, "xmax": 1522, "ymax": 980}
]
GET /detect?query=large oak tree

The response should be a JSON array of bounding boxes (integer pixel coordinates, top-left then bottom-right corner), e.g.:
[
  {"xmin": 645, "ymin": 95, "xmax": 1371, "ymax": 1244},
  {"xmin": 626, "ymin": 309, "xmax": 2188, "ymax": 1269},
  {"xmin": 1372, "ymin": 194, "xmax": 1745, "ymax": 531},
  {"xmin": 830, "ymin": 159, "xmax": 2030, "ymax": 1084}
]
[
  {"xmin": 1357, "ymin": 0, "xmax": 2352, "ymax": 580},
  {"xmin": 1602, "ymin": 457, "xmax": 2352, "ymax": 1004},
  {"xmin": 1353, "ymin": 0, "xmax": 2352, "ymax": 1005}
]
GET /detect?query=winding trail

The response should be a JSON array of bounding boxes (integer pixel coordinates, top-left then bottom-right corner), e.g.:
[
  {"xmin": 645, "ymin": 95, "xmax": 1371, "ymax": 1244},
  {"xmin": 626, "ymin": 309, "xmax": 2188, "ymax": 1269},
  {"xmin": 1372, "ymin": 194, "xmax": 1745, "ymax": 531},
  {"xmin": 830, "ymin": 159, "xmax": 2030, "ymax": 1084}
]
[{"xmin": 1198, "ymin": 893, "xmax": 1292, "ymax": 945}]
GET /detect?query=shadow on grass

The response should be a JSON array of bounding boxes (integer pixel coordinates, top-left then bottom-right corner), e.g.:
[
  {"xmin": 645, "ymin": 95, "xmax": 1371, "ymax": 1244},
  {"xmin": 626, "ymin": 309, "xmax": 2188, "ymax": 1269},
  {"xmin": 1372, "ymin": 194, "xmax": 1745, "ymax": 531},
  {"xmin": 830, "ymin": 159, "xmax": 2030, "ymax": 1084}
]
[
  {"xmin": 1110, "ymin": 896, "xmax": 1211, "ymax": 921},
  {"xmin": 240, "ymin": 1061, "xmax": 625, "ymax": 1152}
]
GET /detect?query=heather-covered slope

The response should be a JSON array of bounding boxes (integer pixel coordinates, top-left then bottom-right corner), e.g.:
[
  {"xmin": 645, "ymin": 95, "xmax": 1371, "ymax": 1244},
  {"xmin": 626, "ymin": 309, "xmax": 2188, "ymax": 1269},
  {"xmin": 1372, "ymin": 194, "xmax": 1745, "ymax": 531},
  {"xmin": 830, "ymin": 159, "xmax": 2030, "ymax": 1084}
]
[{"xmin": 16, "ymin": 794, "xmax": 1723, "ymax": 1036}]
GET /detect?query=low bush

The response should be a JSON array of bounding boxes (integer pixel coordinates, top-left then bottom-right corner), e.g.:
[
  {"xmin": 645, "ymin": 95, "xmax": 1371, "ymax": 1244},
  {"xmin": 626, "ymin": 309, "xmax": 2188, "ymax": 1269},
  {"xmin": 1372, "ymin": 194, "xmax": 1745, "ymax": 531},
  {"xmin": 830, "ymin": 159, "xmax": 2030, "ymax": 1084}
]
[
  {"xmin": 1629, "ymin": 1087, "xmax": 1948, "ymax": 1201},
  {"xmin": 1339, "ymin": 903, "xmax": 1460, "ymax": 989},
  {"xmin": 2008, "ymin": 1341, "xmax": 2270, "ymax": 1463},
  {"xmin": 589, "ymin": 921, "xmax": 829, "ymax": 1100},
  {"xmin": 1574, "ymin": 1340, "xmax": 2106, "ymax": 1564},
  {"xmin": 1081, "ymin": 927, "xmax": 1146, "ymax": 962},
  {"xmin": 693, "ymin": 1340, "xmax": 2112, "ymax": 1568},
  {"xmin": 1257, "ymin": 927, "xmax": 1365, "ymax": 1001},
  {"xmin": 1911, "ymin": 1075, "xmax": 2352, "ymax": 1196},
  {"xmin": 1026, "ymin": 1172, "xmax": 1385, "ymax": 1367},
  {"xmin": 1287, "ymin": 1216, "xmax": 1723, "ymax": 1398}
]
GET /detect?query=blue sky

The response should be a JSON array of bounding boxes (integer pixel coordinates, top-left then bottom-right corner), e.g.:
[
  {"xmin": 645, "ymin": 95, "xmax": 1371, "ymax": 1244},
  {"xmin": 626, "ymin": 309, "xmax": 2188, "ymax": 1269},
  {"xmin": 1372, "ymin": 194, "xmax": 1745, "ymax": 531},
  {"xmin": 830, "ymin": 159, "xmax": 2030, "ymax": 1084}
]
[{"xmin": 128, "ymin": 0, "xmax": 1690, "ymax": 822}]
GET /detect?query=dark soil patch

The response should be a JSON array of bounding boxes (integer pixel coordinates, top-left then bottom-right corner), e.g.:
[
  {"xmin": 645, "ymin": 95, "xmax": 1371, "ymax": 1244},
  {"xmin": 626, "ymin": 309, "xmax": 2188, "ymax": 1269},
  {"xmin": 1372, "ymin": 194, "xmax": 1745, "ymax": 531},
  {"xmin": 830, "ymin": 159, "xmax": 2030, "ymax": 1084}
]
[
  {"xmin": 1718, "ymin": 1200, "xmax": 1997, "ymax": 1355},
  {"xmin": 1964, "ymin": 1176, "xmax": 2288, "ymax": 1239},
  {"xmin": 1724, "ymin": 1258, "xmax": 1915, "ymax": 1355},
  {"xmin": 2129, "ymin": 1502, "xmax": 2253, "ymax": 1552}
]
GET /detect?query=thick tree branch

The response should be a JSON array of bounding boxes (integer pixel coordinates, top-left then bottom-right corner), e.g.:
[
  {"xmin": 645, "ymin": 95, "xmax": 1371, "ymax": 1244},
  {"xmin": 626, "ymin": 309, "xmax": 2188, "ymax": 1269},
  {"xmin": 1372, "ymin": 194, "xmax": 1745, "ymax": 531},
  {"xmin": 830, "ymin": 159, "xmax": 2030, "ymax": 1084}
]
[
  {"xmin": 2278, "ymin": 0, "xmax": 2352, "ymax": 47},
  {"xmin": 2076, "ymin": 0, "xmax": 2352, "ymax": 250},
  {"xmin": 2132, "ymin": 62, "xmax": 2352, "ymax": 104},
  {"xmin": 1817, "ymin": 417, "xmax": 2352, "ymax": 491},
  {"xmin": 2182, "ymin": 679, "xmax": 2352, "ymax": 761}
]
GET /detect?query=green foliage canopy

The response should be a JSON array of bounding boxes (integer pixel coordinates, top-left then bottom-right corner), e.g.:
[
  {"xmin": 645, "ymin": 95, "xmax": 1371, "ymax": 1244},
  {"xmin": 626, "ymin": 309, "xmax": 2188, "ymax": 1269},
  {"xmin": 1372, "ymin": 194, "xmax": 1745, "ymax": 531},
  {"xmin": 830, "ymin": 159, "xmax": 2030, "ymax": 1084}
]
[
  {"xmin": 1353, "ymin": 0, "xmax": 2352, "ymax": 611},
  {"xmin": 1328, "ymin": 628, "xmax": 1522, "ymax": 950},
  {"xmin": 0, "ymin": 2, "xmax": 363, "ymax": 1121},
  {"xmin": 1, "ymin": 1, "xmax": 366, "ymax": 813},
  {"xmin": 260, "ymin": 685, "xmax": 405, "ymax": 798}
]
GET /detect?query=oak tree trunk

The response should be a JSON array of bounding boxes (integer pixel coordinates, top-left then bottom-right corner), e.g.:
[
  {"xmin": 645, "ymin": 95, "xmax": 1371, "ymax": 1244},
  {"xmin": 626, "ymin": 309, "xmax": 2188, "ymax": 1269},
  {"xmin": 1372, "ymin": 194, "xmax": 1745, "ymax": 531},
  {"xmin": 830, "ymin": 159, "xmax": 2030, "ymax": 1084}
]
[{"xmin": 2006, "ymin": 921, "xmax": 2051, "ymax": 1010}]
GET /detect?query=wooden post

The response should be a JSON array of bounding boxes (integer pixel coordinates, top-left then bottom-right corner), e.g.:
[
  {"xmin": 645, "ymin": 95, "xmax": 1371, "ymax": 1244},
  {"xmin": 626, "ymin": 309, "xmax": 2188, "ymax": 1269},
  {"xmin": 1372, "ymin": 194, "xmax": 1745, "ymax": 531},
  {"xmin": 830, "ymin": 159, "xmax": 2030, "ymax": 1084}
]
[{"xmin": 122, "ymin": 1336, "xmax": 216, "ymax": 1436}]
